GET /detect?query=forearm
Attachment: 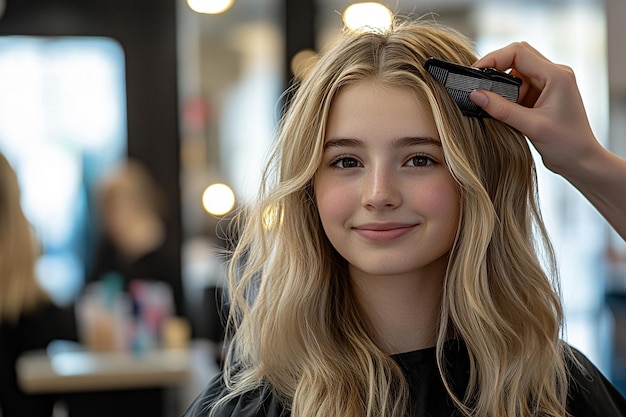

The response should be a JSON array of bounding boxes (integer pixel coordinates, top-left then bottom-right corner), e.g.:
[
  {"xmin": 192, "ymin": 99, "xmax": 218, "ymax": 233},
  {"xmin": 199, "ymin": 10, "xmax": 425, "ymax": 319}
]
[{"xmin": 562, "ymin": 147, "xmax": 626, "ymax": 241}]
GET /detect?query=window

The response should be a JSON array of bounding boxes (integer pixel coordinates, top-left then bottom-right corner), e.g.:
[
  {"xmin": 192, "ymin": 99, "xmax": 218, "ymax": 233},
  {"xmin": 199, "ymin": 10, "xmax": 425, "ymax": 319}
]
[{"xmin": 0, "ymin": 36, "xmax": 127, "ymax": 304}]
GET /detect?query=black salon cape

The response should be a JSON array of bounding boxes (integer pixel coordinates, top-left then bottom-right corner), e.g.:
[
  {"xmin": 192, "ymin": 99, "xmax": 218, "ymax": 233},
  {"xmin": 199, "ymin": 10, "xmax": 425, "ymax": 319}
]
[
  {"xmin": 0, "ymin": 302, "xmax": 77, "ymax": 417},
  {"xmin": 182, "ymin": 340, "xmax": 626, "ymax": 417}
]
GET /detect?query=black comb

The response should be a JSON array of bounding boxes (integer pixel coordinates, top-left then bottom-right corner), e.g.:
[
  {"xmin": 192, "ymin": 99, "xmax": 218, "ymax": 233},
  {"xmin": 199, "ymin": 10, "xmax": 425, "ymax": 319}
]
[{"xmin": 424, "ymin": 57, "xmax": 522, "ymax": 118}]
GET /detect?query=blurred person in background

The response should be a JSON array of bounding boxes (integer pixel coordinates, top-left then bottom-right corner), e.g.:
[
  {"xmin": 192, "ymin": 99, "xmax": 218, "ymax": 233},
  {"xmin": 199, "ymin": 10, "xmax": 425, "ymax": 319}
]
[
  {"xmin": 0, "ymin": 152, "xmax": 77, "ymax": 417},
  {"xmin": 88, "ymin": 159, "xmax": 185, "ymax": 318}
]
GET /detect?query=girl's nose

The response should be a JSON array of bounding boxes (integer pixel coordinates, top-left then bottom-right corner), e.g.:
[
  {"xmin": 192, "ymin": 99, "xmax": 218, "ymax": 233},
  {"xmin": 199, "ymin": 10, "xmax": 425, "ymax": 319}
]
[{"xmin": 361, "ymin": 164, "xmax": 402, "ymax": 209}]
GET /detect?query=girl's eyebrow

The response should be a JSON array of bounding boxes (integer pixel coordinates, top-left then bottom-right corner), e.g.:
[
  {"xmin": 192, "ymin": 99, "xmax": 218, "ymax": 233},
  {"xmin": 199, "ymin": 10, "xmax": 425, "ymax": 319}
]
[
  {"xmin": 323, "ymin": 136, "xmax": 441, "ymax": 150},
  {"xmin": 393, "ymin": 136, "xmax": 442, "ymax": 148},
  {"xmin": 323, "ymin": 138, "xmax": 363, "ymax": 150}
]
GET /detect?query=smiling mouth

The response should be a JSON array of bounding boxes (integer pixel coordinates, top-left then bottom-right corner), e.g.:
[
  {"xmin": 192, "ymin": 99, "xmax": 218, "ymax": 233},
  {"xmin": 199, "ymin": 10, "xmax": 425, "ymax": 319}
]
[{"xmin": 353, "ymin": 224, "xmax": 418, "ymax": 242}]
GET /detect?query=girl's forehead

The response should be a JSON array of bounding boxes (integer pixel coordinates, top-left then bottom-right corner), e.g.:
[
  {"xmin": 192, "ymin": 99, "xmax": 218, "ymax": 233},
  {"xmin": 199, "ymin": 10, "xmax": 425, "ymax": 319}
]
[{"xmin": 325, "ymin": 80, "xmax": 439, "ymax": 142}]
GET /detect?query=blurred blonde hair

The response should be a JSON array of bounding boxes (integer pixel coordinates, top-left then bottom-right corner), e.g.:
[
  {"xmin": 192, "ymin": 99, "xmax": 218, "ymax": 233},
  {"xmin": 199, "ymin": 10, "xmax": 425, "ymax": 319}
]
[
  {"xmin": 219, "ymin": 19, "xmax": 570, "ymax": 417},
  {"xmin": 0, "ymin": 153, "xmax": 49, "ymax": 324}
]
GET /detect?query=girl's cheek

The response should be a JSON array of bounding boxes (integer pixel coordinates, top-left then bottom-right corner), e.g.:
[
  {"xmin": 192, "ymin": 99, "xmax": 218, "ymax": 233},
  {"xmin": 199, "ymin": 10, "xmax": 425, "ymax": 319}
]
[
  {"xmin": 418, "ymin": 181, "xmax": 460, "ymax": 216},
  {"xmin": 316, "ymin": 181, "xmax": 356, "ymax": 218}
]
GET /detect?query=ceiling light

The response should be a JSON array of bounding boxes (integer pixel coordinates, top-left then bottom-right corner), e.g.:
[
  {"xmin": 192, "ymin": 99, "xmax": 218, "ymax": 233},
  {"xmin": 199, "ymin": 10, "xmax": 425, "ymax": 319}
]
[
  {"xmin": 202, "ymin": 183, "xmax": 235, "ymax": 216},
  {"xmin": 187, "ymin": 0, "xmax": 234, "ymax": 15},
  {"xmin": 342, "ymin": 2, "xmax": 393, "ymax": 33}
]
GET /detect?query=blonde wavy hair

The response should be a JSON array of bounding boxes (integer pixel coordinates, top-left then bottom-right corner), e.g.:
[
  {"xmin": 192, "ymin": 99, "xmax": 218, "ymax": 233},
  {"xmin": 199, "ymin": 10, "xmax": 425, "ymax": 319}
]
[
  {"xmin": 0, "ymin": 152, "xmax": 49, "ymax": 325},
  {"xmin": 219, "ymin": 20, "xmax": 570, "ymax": 417}
]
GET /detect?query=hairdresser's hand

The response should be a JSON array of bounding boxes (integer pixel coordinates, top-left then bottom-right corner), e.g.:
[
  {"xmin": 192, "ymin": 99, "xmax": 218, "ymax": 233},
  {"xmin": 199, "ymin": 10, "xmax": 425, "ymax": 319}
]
[
  {"xmin": 469, "ymin": 42, "xmax": 603, "ymax": 177},
  {"xmin": 471, "ymin": 42, "xmax": 626, "ymax": 241}
]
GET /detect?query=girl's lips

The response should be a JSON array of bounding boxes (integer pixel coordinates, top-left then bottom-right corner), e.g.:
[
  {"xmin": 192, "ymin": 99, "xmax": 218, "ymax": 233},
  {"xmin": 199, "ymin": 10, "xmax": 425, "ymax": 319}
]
[{"xmin": 353, "ymin": 224, "xmax": 418, "ymax": 242}]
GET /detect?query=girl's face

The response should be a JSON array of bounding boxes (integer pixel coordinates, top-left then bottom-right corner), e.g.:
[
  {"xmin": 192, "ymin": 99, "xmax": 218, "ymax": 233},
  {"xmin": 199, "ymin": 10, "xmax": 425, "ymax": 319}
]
[{"xmin": 315, "ymin": 80, "xmax": 460, "ymax": 281}]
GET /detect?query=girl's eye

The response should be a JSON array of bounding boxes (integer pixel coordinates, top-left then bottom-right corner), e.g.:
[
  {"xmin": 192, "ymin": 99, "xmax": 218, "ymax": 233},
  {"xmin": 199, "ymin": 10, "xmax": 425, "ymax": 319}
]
[
  {"xmin": 406, "ymin": 155, "xmax": 434, "ymax": 167},
  {"xmin": 331, "ymin": 156, "xmax": 361, "ymax": 169}
]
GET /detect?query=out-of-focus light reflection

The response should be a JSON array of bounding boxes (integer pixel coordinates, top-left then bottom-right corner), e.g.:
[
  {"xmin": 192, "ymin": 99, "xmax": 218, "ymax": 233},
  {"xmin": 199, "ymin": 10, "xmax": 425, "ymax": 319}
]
[
  {"xmin": 342, "ymin": 2, "xmax": 393, "ymax": 33},
  {"xmin": 202, "ymin": 183, "xmax": 235, "ymax": 216},
  {"xmin": 187, "ymin": 0, "xmax": 234, "ymax": 14},
  {"xmin": 290, "ymin": 49, "xmax": 318, "ymax": 80},
  {"xmin": 262, "ymin": 204, "xmax": 283, "ymax": 231}
]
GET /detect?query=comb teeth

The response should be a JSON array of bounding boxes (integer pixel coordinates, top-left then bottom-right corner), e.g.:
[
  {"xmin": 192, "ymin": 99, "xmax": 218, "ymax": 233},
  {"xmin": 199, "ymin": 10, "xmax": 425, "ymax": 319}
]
[
  {"xmin": 446, "ymin": 88, "xmax": 482, "ymax": 115},
  {"xmin": 427, "ymin": 65, "xmax": 448, "ymax": 84},
  {"xmin": 426, "ymin": 67, "xmax": 486, "ymax": 116},
  {"xmin": 446, "ymin": 72, "xmax": 518, "ymax": 102},
  {"xmin": 447, "ymin": 73, "xmax": 493, "ymax": 92}
]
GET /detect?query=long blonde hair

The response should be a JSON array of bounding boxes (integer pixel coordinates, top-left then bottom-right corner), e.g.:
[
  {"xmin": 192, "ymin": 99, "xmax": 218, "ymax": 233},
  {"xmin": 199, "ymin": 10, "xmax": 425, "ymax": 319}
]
[
  {"xmin": 219, "ymin": 20, "xmax": 569, "ymax": 417},
  {"xmin": 0, "ymin": 153, "xmax": 49, "ymax": 324}
]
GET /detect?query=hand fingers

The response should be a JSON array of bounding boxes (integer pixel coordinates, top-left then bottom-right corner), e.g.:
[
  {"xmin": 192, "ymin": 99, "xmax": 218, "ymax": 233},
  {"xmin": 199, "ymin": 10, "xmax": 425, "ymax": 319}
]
[
  {"xmin": 508, "ymin": 69, "xmax": 539, "ymax": 108},
  {"xmin": 473, "ymin": 41, "xmax": 549, "ymax": 70},
  {"xmin": 469, "ymin": 90, "xmax": 538, "ymax": 136},
  {"xmin": 473, "ymin": 42, "xmax": 556, "ymax": 91}
]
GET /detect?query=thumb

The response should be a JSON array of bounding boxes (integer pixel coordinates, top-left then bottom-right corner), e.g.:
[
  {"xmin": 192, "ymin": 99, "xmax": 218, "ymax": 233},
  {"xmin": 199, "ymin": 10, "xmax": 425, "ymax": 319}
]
[{"xmin": 469, "ymin": 90, "xmax": 528, "ymax": 131}]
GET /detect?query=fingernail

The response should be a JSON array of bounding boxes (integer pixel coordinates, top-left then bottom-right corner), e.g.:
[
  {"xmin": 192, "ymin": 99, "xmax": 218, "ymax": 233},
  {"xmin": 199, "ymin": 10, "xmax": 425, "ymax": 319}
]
[{"xmin": 470, "ymin": 90, "xmax": 488, "ymax": 107}]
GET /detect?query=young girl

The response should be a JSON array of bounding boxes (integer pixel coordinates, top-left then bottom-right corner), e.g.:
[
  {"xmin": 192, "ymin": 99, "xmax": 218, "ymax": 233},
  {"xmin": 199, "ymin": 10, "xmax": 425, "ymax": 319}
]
[{"xmin": 183, "ymin": 20, "xmax": 626, "ymax": 417}]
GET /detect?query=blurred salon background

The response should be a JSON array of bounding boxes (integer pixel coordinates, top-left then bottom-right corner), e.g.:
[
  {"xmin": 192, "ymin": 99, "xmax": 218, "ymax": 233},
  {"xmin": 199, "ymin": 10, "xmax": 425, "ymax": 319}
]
[{"xmin": 0, "ymin": 0, "xmax": 624, "ymax": 415}]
